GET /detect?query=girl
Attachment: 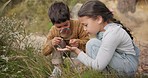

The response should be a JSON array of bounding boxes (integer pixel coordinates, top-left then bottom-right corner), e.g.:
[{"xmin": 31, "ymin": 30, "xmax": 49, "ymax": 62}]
[{"xmin": 58, "ymin": 0, "xmax": 139, "ymax": 76}]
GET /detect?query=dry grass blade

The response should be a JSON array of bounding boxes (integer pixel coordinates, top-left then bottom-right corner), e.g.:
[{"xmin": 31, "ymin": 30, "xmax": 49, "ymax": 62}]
[{"xmin": 0, "ymin": 0, "xmax": 11, "ymax": 16}]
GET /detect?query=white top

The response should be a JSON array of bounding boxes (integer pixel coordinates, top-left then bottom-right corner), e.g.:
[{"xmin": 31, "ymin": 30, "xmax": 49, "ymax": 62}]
[{"xmin": 77, "ymin": 23, "xmax": 135, "ymax": 71}]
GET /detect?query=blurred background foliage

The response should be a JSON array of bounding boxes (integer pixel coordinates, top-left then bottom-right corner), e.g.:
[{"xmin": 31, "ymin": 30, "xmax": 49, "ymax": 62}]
[{"xmin": 0, "ymin": 0, "xmax": 86, "ymax": 34}]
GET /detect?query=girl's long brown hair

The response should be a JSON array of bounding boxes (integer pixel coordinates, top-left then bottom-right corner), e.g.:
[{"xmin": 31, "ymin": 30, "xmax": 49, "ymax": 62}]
[{"xmin": 78, "ymin": 0, "xmax": 133, "ymax": 40}]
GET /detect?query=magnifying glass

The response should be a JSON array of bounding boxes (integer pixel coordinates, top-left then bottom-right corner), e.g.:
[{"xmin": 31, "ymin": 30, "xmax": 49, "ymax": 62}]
[
  {"xmin": 58, "ymin": 28, "xmax": 72, "ymax": 48},
  {"xmin": 60, "ymin": 28, "xmax": 72, "ymax": 38}
]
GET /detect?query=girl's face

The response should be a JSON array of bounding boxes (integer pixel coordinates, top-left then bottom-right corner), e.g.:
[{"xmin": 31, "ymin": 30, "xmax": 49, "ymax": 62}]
[{"xmin": 79, "ymin": 16, "xmax": 104, "ymax": 35}]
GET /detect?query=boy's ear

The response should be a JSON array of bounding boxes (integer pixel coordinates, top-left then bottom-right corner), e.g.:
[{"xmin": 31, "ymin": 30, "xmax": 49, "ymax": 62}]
[{"xmin": 96, "ymin": 16, "xmax": 103, "ymax": 24}]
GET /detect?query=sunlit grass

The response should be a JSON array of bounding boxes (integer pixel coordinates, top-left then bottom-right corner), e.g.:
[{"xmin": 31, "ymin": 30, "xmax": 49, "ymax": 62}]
[
  {"xmin": 0, "ymin": 16, "xmax": 120, "ymax": 78},
  {"xmin": 0, "ymin": 16, "xmax": 51, "ymax": 77}
]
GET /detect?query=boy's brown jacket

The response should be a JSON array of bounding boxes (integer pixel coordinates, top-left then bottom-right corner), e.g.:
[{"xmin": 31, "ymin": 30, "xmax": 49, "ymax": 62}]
[{"xmin": 42, "ymin": 20, "xmax": 89, "ymax": 56}]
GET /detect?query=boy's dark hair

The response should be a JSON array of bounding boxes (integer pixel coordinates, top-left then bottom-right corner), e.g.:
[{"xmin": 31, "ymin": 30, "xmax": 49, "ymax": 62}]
[{"xmin": 48, "ymin": 2, "xmax": 70, "ymax": 24}]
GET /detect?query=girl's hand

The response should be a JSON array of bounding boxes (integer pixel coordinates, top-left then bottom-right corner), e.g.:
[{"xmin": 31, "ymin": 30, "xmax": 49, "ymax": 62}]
[{"xmin": 57, "ymin": 46, "xmax": 81, "ymax": 55}]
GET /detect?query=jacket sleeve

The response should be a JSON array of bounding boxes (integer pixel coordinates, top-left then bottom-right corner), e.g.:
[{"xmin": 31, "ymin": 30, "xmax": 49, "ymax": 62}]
[
  {"xmin": 77, "ymin": 23, "xmax": 89, "ymax": 52},
  {"xmin": 42, "ymin": 26, "xmax": 57, "ymax": 56}
]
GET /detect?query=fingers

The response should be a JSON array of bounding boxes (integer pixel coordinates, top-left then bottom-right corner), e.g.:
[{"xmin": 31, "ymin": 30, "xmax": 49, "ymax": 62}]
[
  {"xmin": 65, "ymin": 46, "xmax": 72, "ymax": 49},
  {"xmin": 55, "ymin": 37, "xmax": 63, "ymax": 40},
  {"xmin": 57, "ymin": 46, "xmax": 80, "ymax": 55},
  {"xmin": 57, "ymin": 46, "xmax": 71, "ymax": 51},
  {"xmin": 52, "ymin": 37, "xmax": 63, "ymax": 46},
  {"xmin": 69, "ymin": 39, "xmax": 76, "ymax": 44},
  {"xmin": 57, "ymin": 47, "xmax": 70, "ymax": 51},
  {"xmin": 69, "ymin": 39, "xmax": 79, "ymax": 47}
]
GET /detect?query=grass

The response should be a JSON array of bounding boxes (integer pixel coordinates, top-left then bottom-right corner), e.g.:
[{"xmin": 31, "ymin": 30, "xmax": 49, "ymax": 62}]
[{"xmin": 0, "ymin": 15, "xmax": 120, "ymax": 78}]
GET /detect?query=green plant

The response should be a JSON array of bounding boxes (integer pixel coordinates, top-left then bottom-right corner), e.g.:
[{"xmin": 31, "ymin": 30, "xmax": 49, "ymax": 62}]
[
  {"xmin": 0, "ymin": 16, "xmax": 51, "ymax": 78},
  {"xmin": 0, "ymin": 16, "xmax": 26, "ymax": 77}
]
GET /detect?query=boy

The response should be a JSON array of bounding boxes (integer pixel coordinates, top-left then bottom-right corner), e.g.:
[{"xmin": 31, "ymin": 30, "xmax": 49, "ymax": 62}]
[{"xmin": 42, "ymin": 2, "xmax": 89, "ymax": 77}]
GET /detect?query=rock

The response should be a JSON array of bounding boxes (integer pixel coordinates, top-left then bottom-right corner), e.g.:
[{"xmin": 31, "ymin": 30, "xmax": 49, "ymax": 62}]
[{"xmin": 71, "ymin": 3, "xmax": 82, "ymax": 20}]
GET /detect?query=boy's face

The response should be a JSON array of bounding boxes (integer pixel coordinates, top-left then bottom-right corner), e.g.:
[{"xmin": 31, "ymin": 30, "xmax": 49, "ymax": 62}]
[
  {"xmin": 54, "ymin": 20, "xmax": 70, "ymax": 30},
  {"xmin": 54, "ymin": 20, "xmax": 71, "ymax": 38}
]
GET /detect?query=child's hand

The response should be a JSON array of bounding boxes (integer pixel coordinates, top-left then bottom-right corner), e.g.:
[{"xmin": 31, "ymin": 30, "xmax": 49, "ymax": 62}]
[
  {"xmin": 57, "ymin": 46, "xmax": 81, "ymax": 55},
  {"xmin": 51, "ymin": 37, "xmax": 63, "ymax": 46},
  {"xmin": 69, "ymin": 39, "xmax": 79, "ymax": 47}
]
